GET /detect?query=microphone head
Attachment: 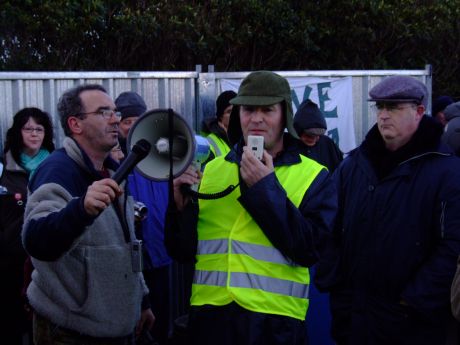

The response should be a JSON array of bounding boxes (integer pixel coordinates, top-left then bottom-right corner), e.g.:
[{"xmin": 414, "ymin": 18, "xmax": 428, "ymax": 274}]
[{"xmin": 131, "ymin": 139, "xmax": 151, "ymax": 159}]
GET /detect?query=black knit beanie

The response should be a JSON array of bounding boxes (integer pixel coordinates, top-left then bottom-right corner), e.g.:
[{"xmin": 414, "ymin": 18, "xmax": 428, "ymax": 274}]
[{"xmin": 215, "ymin": 90, "xmax": 237, "ymax": 120}]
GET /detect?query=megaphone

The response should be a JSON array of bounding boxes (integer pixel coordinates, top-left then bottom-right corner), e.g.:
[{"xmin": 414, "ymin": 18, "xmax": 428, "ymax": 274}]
[
  {"xmin": 126, "ymin": 109, "xmax": 209, "ymax": 181},
  {"xmin": 126, "ymin": 108, "xmax": 239, "ymax": 200}
]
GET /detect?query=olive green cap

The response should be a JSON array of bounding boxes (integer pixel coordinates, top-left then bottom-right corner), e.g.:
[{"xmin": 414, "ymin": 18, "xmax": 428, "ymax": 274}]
[{"xmin": 228, "ymin": 71, "xmax": 298, "ymax": 145}]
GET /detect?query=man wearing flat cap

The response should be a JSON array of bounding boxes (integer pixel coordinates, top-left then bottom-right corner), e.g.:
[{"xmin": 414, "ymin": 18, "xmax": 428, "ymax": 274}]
[
  {"xmin": 166, "ymin": 71, "xmax": 337, "ymax": 345},
  {"xmin": 316, "ymin": 75, "xmax": 460, "ymax": 344}
]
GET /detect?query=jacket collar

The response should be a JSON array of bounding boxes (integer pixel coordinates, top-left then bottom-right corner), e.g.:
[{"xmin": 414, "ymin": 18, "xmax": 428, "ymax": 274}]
[
  {"xmin": 360, "ymin": 115, "xmax": 448, "ymax": 179},
  {"xmin": 63, "ymin": 137, "xmax": 119, "ymax": 179},
  {"xmin": 4, "ymin": 150, "xmax": 26, "ymax": 173}
]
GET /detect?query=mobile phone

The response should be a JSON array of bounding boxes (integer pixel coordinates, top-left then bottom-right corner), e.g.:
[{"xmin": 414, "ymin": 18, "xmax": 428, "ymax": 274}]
[{"xmin": 247, "ymin": 135, "xmax": 264, "ymax": 160}]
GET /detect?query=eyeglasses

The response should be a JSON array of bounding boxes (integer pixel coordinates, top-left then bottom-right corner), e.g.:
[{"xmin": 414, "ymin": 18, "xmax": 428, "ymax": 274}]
[
  {"xmin": 76, "ymin": 109, "xmax": 122, "ymax": 120},
  {"xmin": 372, "ymin": 103, "xmax": 417, "ymax": 113},
  {"xmin": 22, "ymin": 126, "xmax": 45, "ymax": 134}
]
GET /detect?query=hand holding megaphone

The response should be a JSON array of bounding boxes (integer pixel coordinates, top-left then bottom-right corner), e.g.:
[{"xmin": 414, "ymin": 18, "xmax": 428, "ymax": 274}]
[{"xmin": 173, "ymin": 165, "xmax": 201, "ymax": 211}]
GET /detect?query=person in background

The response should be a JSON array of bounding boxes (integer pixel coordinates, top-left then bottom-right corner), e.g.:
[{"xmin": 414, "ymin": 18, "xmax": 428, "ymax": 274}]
[
  {"xmin": 293, "ymin": 101, "xmax": 340, "ymax": 345},
  {"xmin": 166, "ymin": 71, "xmax": 337, "ymax": 345},
  {"xmin": 293, "ymin": 99, "xmax": 343, "ymax": 172},
  {"xmin": 116, "ymin": 91, "xmax": 148, "ymax": 155},
  {"xmin": 22, "ymin": 84, "xmax": 154, "ymax": 344},
  {"xmin": 432, "ymin": 95, "xmax": 454, "ymax": 127},
  {"xmin": 201, "ymin": 90, "xmax": 236, "ymax": 160},
  {"xmin": 0, "ymin": 107, "xmax": 54, "ymax": 345},
  {"xmin": 316, "ymin": 76, "xmax": 460, "ymax": 345},
  {"xmin": 115, "ymin": 91, "xmax": 172, "ymax": 345},
  {"xmin": 110, "ymin": 140, "xmax": 125, "ymax": 162},
  {"xmin": 441, "ymin": 101, "xmax": 460, "ymax": 156}
]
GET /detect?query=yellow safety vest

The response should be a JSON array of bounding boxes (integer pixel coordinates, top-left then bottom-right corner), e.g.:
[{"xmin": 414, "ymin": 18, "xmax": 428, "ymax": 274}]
[
  {"xmin": 206, "ymin": 133, "xmax": 231, "ymax": 158},
  {"xmin": 192, "ymin": 155, "xmax": 324, "ymax": 320}
]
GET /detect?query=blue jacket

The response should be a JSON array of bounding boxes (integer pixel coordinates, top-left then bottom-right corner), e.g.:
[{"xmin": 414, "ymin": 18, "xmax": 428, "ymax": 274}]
[
  {"xmin": 128, "ymin": 172, "xmax": 171, "ymax": 268},
  {"xmin": 316, "ymin": 117, "xmax": 460, "ymax": 344}
]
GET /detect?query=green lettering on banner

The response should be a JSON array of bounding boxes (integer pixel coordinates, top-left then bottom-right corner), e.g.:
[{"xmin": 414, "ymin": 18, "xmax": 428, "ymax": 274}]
[
  {"xmin": 328, "ymin": 128, "xmax": 340, "ymax": 146},
  {"xmin": 317, "ymin": 82, "xmax": 338, "ymax": 118},
  {"xmin": 291, "ymin": 86, "xmax": 312, "ymax": 109}
]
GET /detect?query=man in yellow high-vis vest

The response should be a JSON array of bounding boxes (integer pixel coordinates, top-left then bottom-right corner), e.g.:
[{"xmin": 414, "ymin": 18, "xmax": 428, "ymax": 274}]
[
  {"xmin": 166, "ymin": 71, "xmax": 337, "ymax": 345},
  {"xmin": 201, "ymin": 90, "xmax": 236, "ymax": 161}
]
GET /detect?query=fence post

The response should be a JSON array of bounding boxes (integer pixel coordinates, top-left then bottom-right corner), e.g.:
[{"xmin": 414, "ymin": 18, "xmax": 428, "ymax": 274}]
[{"xmin": 196, "ymin": 65, "xmax": 217, "ymax": 133}]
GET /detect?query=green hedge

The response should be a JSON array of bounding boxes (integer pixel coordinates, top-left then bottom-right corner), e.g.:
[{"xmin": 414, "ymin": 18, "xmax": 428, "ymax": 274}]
[{"xmin": 1, "ymin": 0, "xmax": 459, "ymax": 97}]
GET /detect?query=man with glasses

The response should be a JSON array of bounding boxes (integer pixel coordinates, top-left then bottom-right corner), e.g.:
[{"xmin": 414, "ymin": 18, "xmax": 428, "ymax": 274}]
[
  {"xmin": 22, "ymin": 84, "xmax": 154, "ymax": 344},
  {"xmin": 316, "ymin": 76, "xmax": 460, "ymax": 345}
]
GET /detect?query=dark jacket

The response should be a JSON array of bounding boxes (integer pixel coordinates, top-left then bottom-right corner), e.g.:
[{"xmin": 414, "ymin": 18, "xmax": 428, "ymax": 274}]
[
  {"xmin": 316, "ymin": 116, "xmax": 460, "ymax": 345},
  {"xmin": 0, "ymin": 151, "xmax": 28, "ymax": 272},
  {"xmin": 298, "ymin": 136, "xmax": 343, "ymax": 172}
]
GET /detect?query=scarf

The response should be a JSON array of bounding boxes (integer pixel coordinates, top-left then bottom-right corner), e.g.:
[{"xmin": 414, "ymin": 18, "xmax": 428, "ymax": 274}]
[{"xmin": 20, "ymin": 149, "xmax": 50, "ymax": 176}]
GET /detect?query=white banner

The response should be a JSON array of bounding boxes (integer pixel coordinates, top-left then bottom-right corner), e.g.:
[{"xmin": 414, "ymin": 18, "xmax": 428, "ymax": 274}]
[{"xmin": 221, "ymin": 76, "xmax": 356, "ymax": 153}]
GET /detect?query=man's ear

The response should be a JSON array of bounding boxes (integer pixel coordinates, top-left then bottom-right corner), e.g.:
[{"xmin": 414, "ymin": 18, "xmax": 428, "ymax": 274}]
[
  {"xmin": 416, "ymin": 105, "xmax": 425, "ymax": 120},
  {"xmin": 68, "ymin": 116, "xmax": 83, "ymax": 135}
]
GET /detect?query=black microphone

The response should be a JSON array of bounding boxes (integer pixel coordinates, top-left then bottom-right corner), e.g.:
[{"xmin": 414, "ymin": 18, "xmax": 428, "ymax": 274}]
[{"xmin": 112, "ymin": 139, "xmax": 151, "ymax": 184}]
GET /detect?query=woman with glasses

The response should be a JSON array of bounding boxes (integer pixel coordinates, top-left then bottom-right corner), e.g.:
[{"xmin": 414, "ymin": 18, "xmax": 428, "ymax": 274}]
[{"xmin": 0, "ymin": 107, "xmax": 54, "ymax": 345}]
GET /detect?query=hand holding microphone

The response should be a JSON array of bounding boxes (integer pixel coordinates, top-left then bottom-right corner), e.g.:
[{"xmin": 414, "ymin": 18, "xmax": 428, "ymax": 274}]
[{"xmin": 84, "ymin": 140, "xmax": 151, "ymax": 216}]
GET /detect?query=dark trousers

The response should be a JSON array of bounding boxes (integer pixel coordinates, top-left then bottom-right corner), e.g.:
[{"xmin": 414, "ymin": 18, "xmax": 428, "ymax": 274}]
[
  {"xmin": 33, "ymin": 312, "xmax": 135, "ymax": 345},
  {"xmin": 143, "ymin": 265, "xmax": 171, "ymax": 345},
  {"xmin": 0, "ymin": 266, "xmax": 27, "ymax": 345},
  {"xmin": 188, "ymin": 302, "xmax": 308, "ymax": 345}
]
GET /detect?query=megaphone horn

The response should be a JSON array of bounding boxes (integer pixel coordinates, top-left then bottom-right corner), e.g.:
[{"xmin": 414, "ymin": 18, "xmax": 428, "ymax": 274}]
[{"xmin": 127, "ymin": 109, "xmax": 201, "ymax": 181}]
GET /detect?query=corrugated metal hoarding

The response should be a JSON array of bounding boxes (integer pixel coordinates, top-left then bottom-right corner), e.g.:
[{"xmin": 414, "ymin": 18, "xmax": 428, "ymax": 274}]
[{"xmin": 0, "ymin": 66, "xmax": 431, "ymax": 155}]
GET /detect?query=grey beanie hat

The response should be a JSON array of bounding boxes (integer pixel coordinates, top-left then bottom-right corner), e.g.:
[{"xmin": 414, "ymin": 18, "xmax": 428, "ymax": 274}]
[
  {"xmin": 444, "ymin": 101, "xmax": 460, "ymax": 122},
  {"xmin": 227, "ymin": 71, "xmax": 298, "ymax": 145},
  {"xmin": 442, "ymin": 116, "xmax": 460, "ymax": 154},
  {"xmin": 115, "ymin": 91, "xmax": 147, "ymax": 120}
]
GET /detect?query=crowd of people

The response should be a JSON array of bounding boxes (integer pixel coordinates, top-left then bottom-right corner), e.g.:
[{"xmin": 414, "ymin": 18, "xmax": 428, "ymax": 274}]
[{"xmin": 0, "ymin": 72, "xmax": 459, "ymax": 345}]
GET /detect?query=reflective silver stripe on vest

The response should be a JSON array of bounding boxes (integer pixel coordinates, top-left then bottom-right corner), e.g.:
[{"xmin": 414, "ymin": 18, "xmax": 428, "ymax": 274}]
[
  {"xmin": 198, "ymin": 239, "xmax": 298, "ymax": 266},
  {"xmin": 197, "ymin": 239, "xmax": 228, "ymax": 255},
  {"xmin": 206, "ymin": 136, "xmax": 221, "ymax": 156},
  {"xmin": 193, "ymin": 270, "xmax": 227, "ymax": 286},
  {"xmin": 230, "ymin": 272, "xmax": 309, "ymax": 299},
  {"xmin": 193, "ymin": 270, "xmax": 309, "ymax": 299},
  {"xmin": 231, "ymin": 240, "xmax": 299, "ymax": 266}
]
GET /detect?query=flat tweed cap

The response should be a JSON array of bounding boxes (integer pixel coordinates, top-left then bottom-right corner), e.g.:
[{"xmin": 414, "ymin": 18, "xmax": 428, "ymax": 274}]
[{"xmin": 368, "ymin": 76, "xmax": 428, "ymax": 107}]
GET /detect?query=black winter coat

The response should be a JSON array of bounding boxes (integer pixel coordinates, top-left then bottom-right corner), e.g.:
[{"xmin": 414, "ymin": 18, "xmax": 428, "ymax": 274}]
[
  {"xmin": 0, "ymin": 152, "xmax": 28, "ymax": 273},
  {"xmin": 316, "ymin": 117, "xmax": 460, "ymax": 345}
]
